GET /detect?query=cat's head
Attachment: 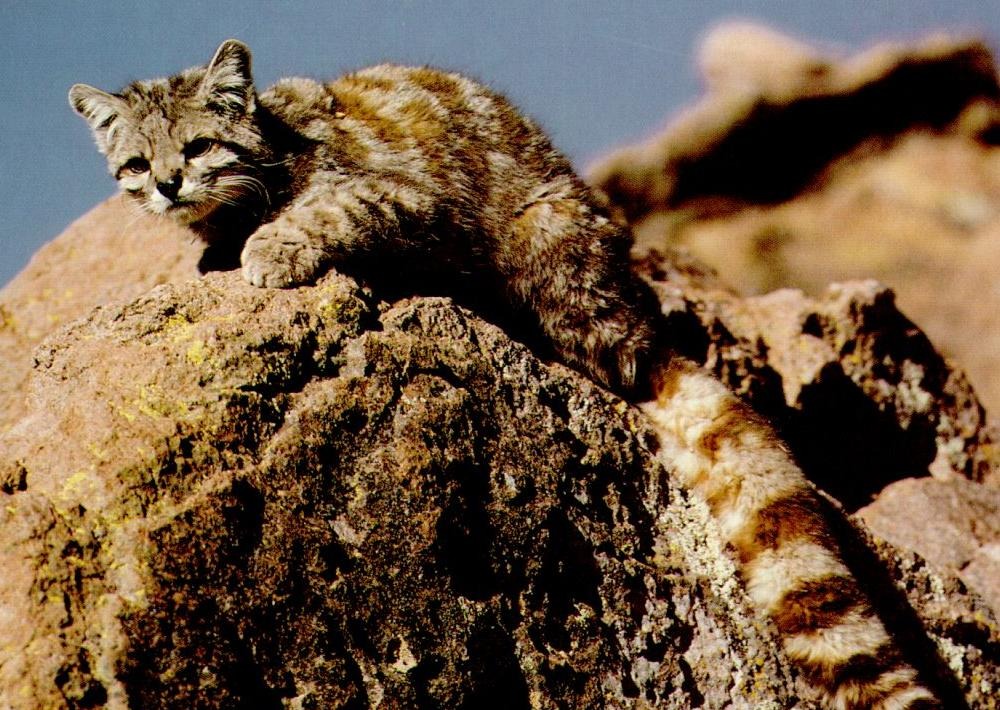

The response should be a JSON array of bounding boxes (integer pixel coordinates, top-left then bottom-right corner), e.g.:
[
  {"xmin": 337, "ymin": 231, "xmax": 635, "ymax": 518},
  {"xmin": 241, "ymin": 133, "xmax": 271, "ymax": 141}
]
[{"xmin": 69, "ymin": 39, "xmax": 271, "ymax": 224}]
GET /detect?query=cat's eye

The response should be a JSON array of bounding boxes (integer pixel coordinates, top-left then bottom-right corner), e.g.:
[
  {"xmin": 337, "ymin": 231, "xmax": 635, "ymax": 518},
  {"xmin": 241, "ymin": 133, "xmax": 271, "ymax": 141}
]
[
  {"xmin": 120, "ymin": 157, "xmax": 149, "ymax": 176},
  {"xmin": 183, "ymin": 138, "xmax": 216, "ymax": 160}
]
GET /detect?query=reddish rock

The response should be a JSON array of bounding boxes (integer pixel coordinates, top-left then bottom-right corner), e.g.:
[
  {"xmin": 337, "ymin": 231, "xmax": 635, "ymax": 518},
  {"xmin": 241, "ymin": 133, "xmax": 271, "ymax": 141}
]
[
  {"xmin": 636, "ymin": 256, "xmax": 999, "ymax": 500},
  {"xmin": 0, "ymin": 196, "xmax": 202, "ymax": 434},
  {"xmin": 0, "ymin": 207, "xmax": 996, "ymax": 707},
  {"xmin": 2, "ymin": 27, "xmax": 1000, "ymax": 703},
  {"xmin": 858, "ymin": 477, "xmax": 1000, "ymax": 612}
]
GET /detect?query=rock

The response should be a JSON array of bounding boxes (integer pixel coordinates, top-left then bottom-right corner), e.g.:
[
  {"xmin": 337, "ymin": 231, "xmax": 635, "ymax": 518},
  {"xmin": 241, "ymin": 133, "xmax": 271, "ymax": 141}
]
[
  {"xmin": 586, "ymin": 24, "xmax": 1000, "ymax": 668},
  {"xmin": 0, "ymin": 269, "xmax": 811, "ymax": 709},
  {"xmin": 696, "ymin": 22, "xmax": 831, "ymax": 97},
  {"xmin": 636, "ymin": 254, "xmax": 998, "ymax": 501},
  {"xmin": 588, "ymin": 23, "xmax": 1000, "ymax": 413},
  {"xmin": 858, "ymin": 477, "xmax": 1000, "ymax": 613},
  {"xmin": 0, "ymin": 208, "xmax": 997, "ymax": 707},
  {"xmin": 0, "ymin": 196, "xmax": 202, "ymax": 434},
  {"xmin": 589, "ymin": 24, "xmax": 999, "ymax": 219},
  {"xmin": 963, "ymin": 543, "xmax": 1000, "ymax": 616}
]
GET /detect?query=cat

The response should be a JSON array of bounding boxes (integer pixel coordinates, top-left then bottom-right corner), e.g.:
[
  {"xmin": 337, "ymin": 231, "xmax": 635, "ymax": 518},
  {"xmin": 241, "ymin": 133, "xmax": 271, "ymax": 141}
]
[
  {"xmin": 70, "ymin": 39, "xmax": 942, "ymax": 709},
  {"xmin": 69, "ymin": 40, "xmax": 653, "ymax": 395}
]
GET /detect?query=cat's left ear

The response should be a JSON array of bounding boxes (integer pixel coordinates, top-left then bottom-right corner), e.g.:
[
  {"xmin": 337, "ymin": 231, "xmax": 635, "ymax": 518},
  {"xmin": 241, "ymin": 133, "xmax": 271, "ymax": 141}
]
[{"xmin": 200, "ymin": 39, "xmax": 256, "ymax": 115}]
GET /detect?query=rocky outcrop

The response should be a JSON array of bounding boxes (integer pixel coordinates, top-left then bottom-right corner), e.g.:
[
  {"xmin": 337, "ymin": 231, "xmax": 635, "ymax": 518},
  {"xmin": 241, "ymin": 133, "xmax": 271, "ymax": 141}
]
[
  {"xmin": 638, "ymin": 252, "xmax": 997, "ymax": 498},
  {"xmin": 1, "ymin": 202, "xmax": 998, "ymax": 707},
  {"xmin": 637, "ymin": 251, "xmax": 1000, "ymax": 661},
  {"xmin": 589, "ymin": 23, "xmax": 999, "ymax": 218},
  {"xmin": 3, "ymin": 25, "xmax": 1000, "ymax": 706},
  {"xmin": 589, "ymin": 23, "xmax": 1000, "ymax": 414},
  {"xmin": 0, "ymin": 267, "xmax": 805, "ymax": 709},
  {"xmin": 0, "ymin": 197, "xmax": 202, "ymax": 434},
  {"xmin": 858, "ymin": 477, "xmax": 1000, "ymax": 613}
]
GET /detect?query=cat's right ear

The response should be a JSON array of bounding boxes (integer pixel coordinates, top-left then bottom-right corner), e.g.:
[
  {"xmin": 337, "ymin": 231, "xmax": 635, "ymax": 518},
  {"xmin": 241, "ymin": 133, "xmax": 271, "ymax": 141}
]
[
  {"xmin": 200, "ymin": 39, "xmax": 255, "ymax": 115},
  {"xmin": 69, "ymin": 84, "xmax": 127, "ymax": 153}
]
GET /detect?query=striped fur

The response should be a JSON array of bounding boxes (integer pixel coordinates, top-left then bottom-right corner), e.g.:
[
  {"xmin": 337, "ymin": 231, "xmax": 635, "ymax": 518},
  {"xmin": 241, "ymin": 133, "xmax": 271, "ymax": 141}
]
[
  {"xmin": 71, "ymin": 40, "xmax": 943, "ymax": 708},
  {"xmin": 640, "ymin": 359, "xmax": 940, "ymax": 709}
]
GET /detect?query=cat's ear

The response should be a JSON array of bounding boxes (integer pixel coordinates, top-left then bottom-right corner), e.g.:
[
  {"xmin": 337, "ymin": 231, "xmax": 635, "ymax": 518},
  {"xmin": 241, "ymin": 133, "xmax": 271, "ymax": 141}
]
[
  {"xmin": 200, "ymin": 39, "xmax": 255, "ymax": 115},
  {"xmin": 68, "ymin": 84, "xmax": 128, "ymax": 153}
]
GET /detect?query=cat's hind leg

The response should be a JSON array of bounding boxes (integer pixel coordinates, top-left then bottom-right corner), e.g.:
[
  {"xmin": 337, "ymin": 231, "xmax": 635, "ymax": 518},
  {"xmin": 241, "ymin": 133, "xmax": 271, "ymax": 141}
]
[{"xmin": 500, "ymin": 181, "xmax": 657, "ymax": 395}]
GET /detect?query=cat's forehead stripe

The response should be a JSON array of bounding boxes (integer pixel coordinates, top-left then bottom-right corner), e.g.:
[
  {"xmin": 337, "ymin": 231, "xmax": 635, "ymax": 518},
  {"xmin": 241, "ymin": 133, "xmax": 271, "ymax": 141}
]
[{"xmin": 121, "ymin": 71, "xmax": 203, "ymax": 121}]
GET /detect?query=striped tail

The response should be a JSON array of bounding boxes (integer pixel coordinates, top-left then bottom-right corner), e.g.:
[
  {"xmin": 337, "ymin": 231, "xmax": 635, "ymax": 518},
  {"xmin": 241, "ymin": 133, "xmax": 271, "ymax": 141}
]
[{"xmin": 639, "ymin": 358, "xmax": 941, "ymax": 710}]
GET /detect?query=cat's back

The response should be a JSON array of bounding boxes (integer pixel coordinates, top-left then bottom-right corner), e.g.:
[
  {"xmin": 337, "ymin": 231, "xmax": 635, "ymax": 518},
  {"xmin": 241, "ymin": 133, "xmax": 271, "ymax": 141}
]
[{"xmin": 261, "ymin": 64, "xmax": 556, "ymax": 172}]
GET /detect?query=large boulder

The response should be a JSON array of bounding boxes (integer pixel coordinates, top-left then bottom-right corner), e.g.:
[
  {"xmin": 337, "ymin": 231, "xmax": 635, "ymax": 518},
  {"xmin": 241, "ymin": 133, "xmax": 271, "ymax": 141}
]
[
  {"xmin": 1, "ymin": 264, "xmax": 807, "ymax": 708},
  {"xmin": 0, "ymin": 201, "xmax": 997, "ymax": 707}
]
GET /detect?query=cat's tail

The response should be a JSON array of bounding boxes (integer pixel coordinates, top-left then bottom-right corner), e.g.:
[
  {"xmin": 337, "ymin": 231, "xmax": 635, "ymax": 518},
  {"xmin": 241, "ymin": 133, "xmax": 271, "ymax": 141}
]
[{"xmin": 638, "ymin": 358, "xmax": 941, "ymax": 710}]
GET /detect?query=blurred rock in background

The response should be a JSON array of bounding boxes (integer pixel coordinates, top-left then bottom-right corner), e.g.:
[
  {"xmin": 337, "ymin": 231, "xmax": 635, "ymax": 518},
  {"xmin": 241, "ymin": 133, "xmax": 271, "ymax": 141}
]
[{"xmin": 590, "ymin": 22, "xmax": 1000, "ymax": 415}]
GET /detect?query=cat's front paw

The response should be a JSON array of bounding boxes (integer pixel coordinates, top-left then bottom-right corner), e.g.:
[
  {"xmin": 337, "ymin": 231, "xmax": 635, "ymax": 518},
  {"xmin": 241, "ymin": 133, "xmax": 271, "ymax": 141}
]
[{"xmin": 241, "ymin": 227, "xmax": 327, "ymax": 288}]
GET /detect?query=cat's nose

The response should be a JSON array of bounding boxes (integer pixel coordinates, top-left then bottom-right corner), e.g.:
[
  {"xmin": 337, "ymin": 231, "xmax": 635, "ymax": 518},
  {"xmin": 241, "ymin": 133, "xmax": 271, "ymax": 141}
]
[{"xmin": 156, "ymin": 174, "xmax": 182, "ymax": 201}]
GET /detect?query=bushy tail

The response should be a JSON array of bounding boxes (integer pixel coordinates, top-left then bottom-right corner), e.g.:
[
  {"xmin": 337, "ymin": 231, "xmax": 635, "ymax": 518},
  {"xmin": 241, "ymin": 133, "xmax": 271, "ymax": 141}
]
[{"xmin": 639, "ymin": 358, "xmax": 941, "ymax": 710}]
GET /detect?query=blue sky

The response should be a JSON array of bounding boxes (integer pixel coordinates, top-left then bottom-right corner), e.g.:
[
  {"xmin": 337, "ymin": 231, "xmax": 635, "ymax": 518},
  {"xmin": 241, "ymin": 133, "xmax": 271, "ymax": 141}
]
[{"xmin": 1, "ymin": 1, "xmax": 997, "ymax": 286}]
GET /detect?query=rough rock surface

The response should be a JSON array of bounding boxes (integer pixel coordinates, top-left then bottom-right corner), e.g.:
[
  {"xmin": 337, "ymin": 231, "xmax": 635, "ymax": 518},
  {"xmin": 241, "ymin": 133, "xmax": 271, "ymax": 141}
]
[
  {"xmin": 589, "ymin": 23, "xmax": 1000, "ymax": 413},
  {"xmin": 584, "ymin": 24, "xmax": 1000, "ymax": 669},
  {"xmin": 5, "ymin": 25, "xmax": 1000, "ymax": 705},
  {"xmin": 637, "ymin": 251, "xmax": 997, "ymax": 497},
  {"xmin": 858, "ymin": 477, "xmax": 1000, "ymax": 615},
  {"xmin": 1, "ymin": 269, "xmax": 812, "ymax": 709},
  {"xmin": 0, "ymin": 197, "xmax": 202, "ymax": 434},
  {"xmin": 0, "ymin": 203, "xmax": 998, "ymax": 707}
]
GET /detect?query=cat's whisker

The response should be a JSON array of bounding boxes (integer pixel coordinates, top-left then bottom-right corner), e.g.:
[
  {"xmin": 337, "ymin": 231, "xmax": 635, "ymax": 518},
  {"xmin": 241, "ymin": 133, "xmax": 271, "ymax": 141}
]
[
  {"xmin": 215, "ymin": 174, "xmax": 272, "ymax": 210},
  {"xmin": 115, "ymin": 203, "xmax": 152, "ymax": 241},
  {"xmin": 202, "ymin": 190, "xmax": 243, "ymax": 209},
  {"xmin": 253, "ymin": 157, "xmax": 295, "ymax": 168}
]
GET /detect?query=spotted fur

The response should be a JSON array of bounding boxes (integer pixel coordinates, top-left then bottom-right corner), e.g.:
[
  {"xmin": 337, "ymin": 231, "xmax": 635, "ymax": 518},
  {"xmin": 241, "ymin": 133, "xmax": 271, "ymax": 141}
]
[{"xmin": 71, "ymin": 40, "xmax": 942, "ymax": 708}]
